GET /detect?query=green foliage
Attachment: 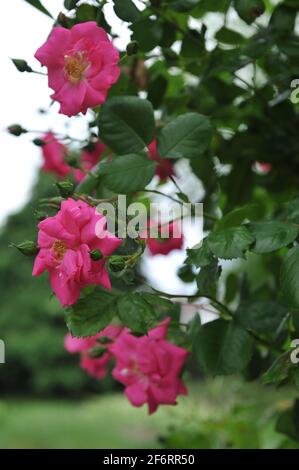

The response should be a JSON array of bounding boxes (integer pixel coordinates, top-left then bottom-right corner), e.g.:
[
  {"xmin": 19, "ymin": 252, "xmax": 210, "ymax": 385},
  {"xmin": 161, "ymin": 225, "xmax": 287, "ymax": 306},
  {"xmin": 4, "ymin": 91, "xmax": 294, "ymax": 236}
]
[
  {"xmin": 157, "ymin": 113, "xmax": 212, "ymax": 159},
  {"xmin": 99, "ymin": 154, "xmax": 156, "ymax": 193},
  {"xmin": 98, "ymin": 97, "xmax": 155, "ymax": 154},
  {"xmin": 196, "ymin": 319, "xmax": 253, "ymax": 375}
]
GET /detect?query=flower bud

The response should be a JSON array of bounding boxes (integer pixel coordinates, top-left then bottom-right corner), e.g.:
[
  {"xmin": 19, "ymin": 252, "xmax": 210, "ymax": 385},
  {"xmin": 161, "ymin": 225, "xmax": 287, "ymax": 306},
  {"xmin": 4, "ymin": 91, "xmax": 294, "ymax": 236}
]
[
  {"xmin": 89, "ymin": 249, "xmax": 103, "ymax": 261},
  {"xmin": 65, "ymin": 153, "xmax": 80, "ymax": 168},
  {"xmin": 12, "ymin": 240, "xmax": 39, "ymax": 256},
  {"xmin": 11, "ymin": 59, "xmax": 33, "ymax": 73},
  {"xmin": 126, "ymin": 41, "xmax": 139, "ymax": 56},
  {"xmin": 7, "ymin": 124, "xmax": 27, "ymax": 136},
  {"xmin": 33, "ymin": 138, "xmax": 46, "ymax": 147},
  {"xmin": 55, "ymin": 180, "xmax": 74, "ymax": 198}
]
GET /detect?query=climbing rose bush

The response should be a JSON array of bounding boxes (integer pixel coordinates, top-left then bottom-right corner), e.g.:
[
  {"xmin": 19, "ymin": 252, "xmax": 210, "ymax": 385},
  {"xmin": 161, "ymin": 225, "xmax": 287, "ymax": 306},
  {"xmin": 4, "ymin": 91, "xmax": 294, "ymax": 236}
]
[
  {"xmin": 32, "ymin": 198, "xmax": 122, "ymax": 306},
  {"xmin": 11, "ymin": 0, "xmax": 299, "ymax": 433},
  {"xmin": 35, "ymin": 21, "xmax": 120, "ymax": 116}
]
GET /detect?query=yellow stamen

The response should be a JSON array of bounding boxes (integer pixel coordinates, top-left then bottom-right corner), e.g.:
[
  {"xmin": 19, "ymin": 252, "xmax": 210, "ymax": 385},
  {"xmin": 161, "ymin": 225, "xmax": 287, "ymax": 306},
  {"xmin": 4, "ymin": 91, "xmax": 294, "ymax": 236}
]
[
  {"xmin": 53, "ymin": 240, "xmax": 67, "ymax": 262},
  {"xmin": 64, "ymin": 51, "xmax": 90, "ymax": 85}
]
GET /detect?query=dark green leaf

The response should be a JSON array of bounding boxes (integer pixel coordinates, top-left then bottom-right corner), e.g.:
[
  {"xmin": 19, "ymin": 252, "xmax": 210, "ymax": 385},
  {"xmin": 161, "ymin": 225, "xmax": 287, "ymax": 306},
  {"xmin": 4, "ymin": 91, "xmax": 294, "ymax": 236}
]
[
  {"xmin": 196, "ymin": 319, "xmax": 253, "ymax": 375},
  {"xmin": 167, "ymin": 0, "xmax": 199, "ymax": 12},
  {"xmin": 236, "ymin": 300, "xmax": 288, "ymax": 334},
  {"xmin": 157, "ymin": 113, "xmax": 212, "ymax": 159},
  {"xmin": 234, "ymin": 0, "xmax": 265, "ymax": 24},
  {"xmin": 113, "ymin": 0, "xmax": 141, "ymax": 22},
  {"xmin": 215, "ymin": 27, "xmax": 245, "ymax": 45},
  {"xmin": 196, "ymin": 259, "xmax": 221, "ymax": 296},
  {"xmin": 207, "ymin": 226, "xmax": 255, "ymax": 259},
  {"xmin": 247, "ymin": 221, "xmax": 298, "ymax": 254},
  {"xmin": 262, "ymin": 351, "xmax": 291, "ymax": 384},
  {"xmin": 216, "ymin": 204, "xmax": 261, "ymax": 230},
  {"xmin": 117, "ymin": 293, "xmax": 157, "ymax": 333},
  {"xmin": 99, "ymin": 154, "xmax": 156, "ymax": 193},
  {"xmin": 98, "ymin": 97, "xmax": 155, "ymax": 154},
  {"xmin": 186, "ymin": 240, "xmax": 214, "ymax": 268},
  {"xmin": 131, "ymin": 18, "xmax": 163, "ymax": 52},
  {"xmin": 66, "ymin": 290, "xmax": 116, "ymax": 337}
]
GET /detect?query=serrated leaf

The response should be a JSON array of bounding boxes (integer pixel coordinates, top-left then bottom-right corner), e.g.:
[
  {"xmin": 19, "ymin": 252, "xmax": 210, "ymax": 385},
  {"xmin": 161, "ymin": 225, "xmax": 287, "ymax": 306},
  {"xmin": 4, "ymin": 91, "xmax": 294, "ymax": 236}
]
[
  {"xmin": 98, "ymin": 97, "xmax": 155, "ymax": 155},
  {"xmin": 247, "ymin": 221, "xmax": 298, "ymax": 254},
  {"xmin": 117, "ymin": 293, "xmax": 158, "ymax": 333},
  {"xmin": 186, "ymin": 240, "xmax": 214, "ymax": 268},
  {"xmin": 196, "ymin": 319, "xmax": 253, "ymax": 375},
  {"xmin": 235, "ymin": 300, "xmax": 288, "ymax": 335},
  {"xmin": 157, "ymin": 113, "xmax": 212, "ymax": 159},
  {"xmin": 66, "ymin": 290, "xmax": 117, "ymax": 337},
  {"xmin": 207, "ymin": 226, "xmax": 255, "ymax": 259},
  {"xmin": 99, "ymin": 154, "xmax": 156, "ymax": 193},
  {"xmin": 262, "ymin": 351, "xmax": 291, "ymax": 384},
  {"xmin": 216, "ymin": 204, "xmax": 261, "ymax": 230}
]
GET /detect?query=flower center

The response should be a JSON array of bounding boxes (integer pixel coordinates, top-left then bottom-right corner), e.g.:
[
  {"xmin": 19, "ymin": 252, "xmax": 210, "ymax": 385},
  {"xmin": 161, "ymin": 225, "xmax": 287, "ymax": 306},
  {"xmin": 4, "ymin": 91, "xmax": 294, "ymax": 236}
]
[
  {"xmin": 52, "ymin": 240, "xmax": 67, "ymax": 262},
  {"xmin": 64, "ymin": 51, "xmax": 90, "ymax": 85}
]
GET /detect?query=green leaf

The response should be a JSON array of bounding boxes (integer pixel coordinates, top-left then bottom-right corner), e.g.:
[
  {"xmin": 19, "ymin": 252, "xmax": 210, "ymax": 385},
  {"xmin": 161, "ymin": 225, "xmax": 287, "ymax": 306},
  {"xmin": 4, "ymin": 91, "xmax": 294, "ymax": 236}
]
[
  {"xmin": 196, "ymin": 319, "xmax": 253, "ymax": 375},
  {"xmin": 216, "ymin": 204, "xmax": 261, "ymax": 230},
  {"xmin": 236, "ymin": 300, "xmax": 288, "ymax": 335},
  {"xmin": 215, "ymin": 27, "xmax": 245, "ymax": 45},
  {"xmin": 168, "ymin": 0, "xmax": 199, "ymax": 12},
  {"xmin": 196, "ymin": 260, "xmax": 221, "ymax": 296},
  {"xmin": 113, "ymin": 0, "xmax": 141, "ymax": 22},
  {"xmin": 11, "ymin": 59, "xmax": 33, "ymax": 73},
  {"xmin": 207, "ymin": 226, "xmax": 255, "ymax": 260},
  {"xmin": 99, "ymin": 154, "xmax": 156, "ymax": 193},
  {"xmin": 262, "ymin": 352, "xmax": 291, "ymax": 384},
  {"xmin": 186, "ymin": 240, "xmax": 214, "ymax": 268},
  {"xmin": 276, "ymin": 405, "xmax": 299, "ymax": 442},
  {"xmin": 247, "ymin": 221, "xmax": 298, "ymax": 254},
  {"xmin": 24, "ymin": 0, "xmax": 53, "ymax": 17},
  {"xmin": 117, "ymin": 293, "xmax": 157, "ymax": 333},
  {"xmin": 157, "ymin": 113, "xmax": 212, "ymax": 159},
  {"xmin": 131, "ymin": 18, "xmax": 163, "ymax": 52},
  {"xmin": 98, "ymin": 97, "xmax": 155, "ymax": 155},
  {"xmin": 281, "ymin": 246, "xmax": 299, "ymax": 308},
  {"xmin": 234, "ymin": 0, "xmax": 265, "ymax": 24},
  {"xmin": 66, "ymin": 290, "xmax": 116, "ymax": 337},
  {"xmin": 270, "ymin": 5, "xmax": 295, "ymax": 32}
]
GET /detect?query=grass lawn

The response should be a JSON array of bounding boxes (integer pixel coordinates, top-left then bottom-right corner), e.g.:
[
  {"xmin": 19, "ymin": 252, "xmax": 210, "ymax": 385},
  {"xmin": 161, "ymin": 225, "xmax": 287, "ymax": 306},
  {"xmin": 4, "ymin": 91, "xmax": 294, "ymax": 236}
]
[{"xmin": 0, "ymin": 378, "xmax": 297, "ymax": 449}]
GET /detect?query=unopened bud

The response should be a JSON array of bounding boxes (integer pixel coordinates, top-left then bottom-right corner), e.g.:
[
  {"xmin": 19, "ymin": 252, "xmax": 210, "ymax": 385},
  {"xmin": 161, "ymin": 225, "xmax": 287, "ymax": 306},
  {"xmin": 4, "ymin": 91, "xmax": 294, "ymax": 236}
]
[
  {"xmin": 33, "ymin": 138, "xmax": 46, "ymax": 147},
  {"xmin": 65, "ymin": 153, "xmax": 80, "ymax": 168},
  {"xmin": 7, "ymin": 124, "xmax": 27, "ymax": 136},
  {"xmin": 12, "ymin": 240, "xmax": 39, "ymax": 257},
  {"xmin": 55, "ymin": 180, "xmax": 74, "ymax": 198},
  {"xmin": 89, "ymin": 249, "xmax": 103, "ymax": 261},
  {"xmin": 11, "ymin": 59, "xmax": 33, "ymax": 73}
]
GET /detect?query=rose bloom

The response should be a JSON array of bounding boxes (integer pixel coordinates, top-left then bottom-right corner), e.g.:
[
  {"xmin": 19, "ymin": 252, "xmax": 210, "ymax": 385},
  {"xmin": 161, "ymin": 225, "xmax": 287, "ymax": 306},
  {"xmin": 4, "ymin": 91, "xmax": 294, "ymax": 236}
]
[
  {"xmin": 35, "ymin": 21, "xmax": 120, "ymax": 117},
  {"xmin": 74, "ymin": 141, "xmax": 105, "ymax": 182},
  {"xmin": 41, "ymin": 132, "xmax": 70, "ymax": 178},
  {"xmin": 143, "ymin": 221, "xmax": 184, "ymax": 256},
  {"xmin": 254, "ymin": 161, "xmax": 272, "ymax": 174},
  {"xmin": 32, "ymin": 198, "xmax": 122, "ymax": 306},
  {"xmin": 110, "ymin": 318, "xmax": 188, "ymax": 414},
  {"xmin": 148, "ymin": 140, "xmax": 175, "ymax": 182},
  {"xmin": 64, "ymin": 325, "xmax": 123, "ymax": 379}
]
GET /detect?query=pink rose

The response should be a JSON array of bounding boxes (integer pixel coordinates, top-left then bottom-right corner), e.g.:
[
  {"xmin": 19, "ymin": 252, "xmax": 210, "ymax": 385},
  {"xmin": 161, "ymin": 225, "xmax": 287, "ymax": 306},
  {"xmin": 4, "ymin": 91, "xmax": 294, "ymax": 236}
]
[
  {"xmin": 110, "ymin": 318, "xmax": 188, "ymax": 414},
  {"xmin": 35, "ymin": 22, "xmax": 120, "ymax": 117},
  {"xmin": 148, "ymin": 140, "xmax": 175, "ymax": 181},
  {"xmin": 32, "ymin": 198, "xmax": 122, "ymax": 306},
  {"xmin": 143, "ymin": 221, "xmax": 184, "ymax": 256},
  {"xmin": 65, "ymin": 325, "xmax": 123, "ymax": 379},
  {"xmin": 41, "ymin": 132, "xmax": 70, "ymax": 178},
  {"xmin": 74, "ymin": 141, "xmax": 106, "ymax": 182},
  {"xmin": 255, "ymin": 161, "xmax": 272, "ymax": 174}
]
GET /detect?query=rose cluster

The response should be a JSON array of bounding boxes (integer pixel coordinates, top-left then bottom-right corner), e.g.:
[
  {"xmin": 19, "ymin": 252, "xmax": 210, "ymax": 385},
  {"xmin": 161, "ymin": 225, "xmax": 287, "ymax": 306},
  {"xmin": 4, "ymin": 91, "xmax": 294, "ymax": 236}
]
[{"xmin": 65, "ymin": 319, "xmax": 188, "ymax": 414}]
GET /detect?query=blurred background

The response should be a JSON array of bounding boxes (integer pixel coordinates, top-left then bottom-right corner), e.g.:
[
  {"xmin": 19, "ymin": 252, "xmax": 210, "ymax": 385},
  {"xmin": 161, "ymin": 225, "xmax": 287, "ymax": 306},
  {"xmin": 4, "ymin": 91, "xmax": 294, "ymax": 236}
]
[{"xmin": 0, "ymin": 0, "xmax": 298, "ymax": 449}]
